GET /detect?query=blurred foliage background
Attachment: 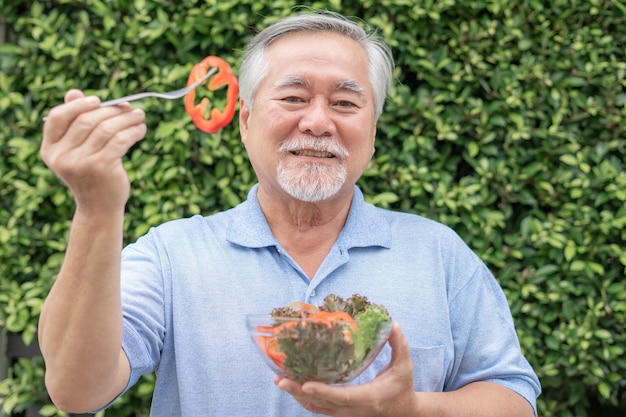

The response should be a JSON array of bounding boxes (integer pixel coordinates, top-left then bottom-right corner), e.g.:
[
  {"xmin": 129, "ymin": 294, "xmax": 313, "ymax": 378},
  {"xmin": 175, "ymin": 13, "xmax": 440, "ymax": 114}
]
[{"xmin": 0, "ymin": 0, "xmax": 625, "ymax": 416}]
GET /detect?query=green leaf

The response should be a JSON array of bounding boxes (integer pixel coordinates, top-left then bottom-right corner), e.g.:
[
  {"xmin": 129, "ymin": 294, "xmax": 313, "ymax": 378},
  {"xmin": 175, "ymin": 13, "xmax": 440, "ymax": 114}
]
[{"xmin": 598, "ymin": 381, "xmax": 611, "ymax": 399}]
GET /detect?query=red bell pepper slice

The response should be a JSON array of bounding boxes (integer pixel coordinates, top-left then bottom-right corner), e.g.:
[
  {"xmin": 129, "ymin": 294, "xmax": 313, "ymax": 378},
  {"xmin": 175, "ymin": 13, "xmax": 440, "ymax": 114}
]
[{"xmin": 185, "ymin": 56, "xmax": 238, "ymax": 133}]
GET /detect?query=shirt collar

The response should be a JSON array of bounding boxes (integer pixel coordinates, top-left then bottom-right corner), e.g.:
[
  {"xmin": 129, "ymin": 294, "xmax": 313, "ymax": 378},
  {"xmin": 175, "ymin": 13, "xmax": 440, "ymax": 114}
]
[{"xmin": 227, "ymin": 184, "xmax": 391, "ymax": 250}]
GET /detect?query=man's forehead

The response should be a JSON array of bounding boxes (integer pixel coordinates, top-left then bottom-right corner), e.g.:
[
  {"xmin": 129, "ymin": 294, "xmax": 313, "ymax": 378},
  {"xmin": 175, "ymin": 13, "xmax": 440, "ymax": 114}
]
[{"xmin": 272, "ymin": 76, "xmax": 366, "ymax": 95}]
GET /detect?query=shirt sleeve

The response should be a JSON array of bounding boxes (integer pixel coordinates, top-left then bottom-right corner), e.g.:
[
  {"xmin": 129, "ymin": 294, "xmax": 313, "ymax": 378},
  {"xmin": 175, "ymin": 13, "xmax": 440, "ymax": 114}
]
[
  {"xmin": 119, "ymin": 230, "xmax": 168, "ymax": 391},
  {"xmin": 446, "ymin": 260, "xmax": 541, "ymax": 415}
]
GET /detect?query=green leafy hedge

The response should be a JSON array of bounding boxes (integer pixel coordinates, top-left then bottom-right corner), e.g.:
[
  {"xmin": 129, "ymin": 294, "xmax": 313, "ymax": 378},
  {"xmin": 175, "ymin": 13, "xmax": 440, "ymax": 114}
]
[{"xmin": 1, "ymin": 0, "xmax": 625, "ymax": 416}]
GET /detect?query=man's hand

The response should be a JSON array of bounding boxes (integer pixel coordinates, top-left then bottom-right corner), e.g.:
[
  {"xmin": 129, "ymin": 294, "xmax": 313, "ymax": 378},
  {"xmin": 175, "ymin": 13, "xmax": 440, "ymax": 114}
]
[
  {"xmin": 276, "ymin": 322, "xmax": 418, "ymax": 417},
  {"xmin": 41, "ymin": 89, "xmax": 147, "ymax": 215},
  {"xmin": 38, "ymin": 89, "xmax": 144, "ymax": 412}
]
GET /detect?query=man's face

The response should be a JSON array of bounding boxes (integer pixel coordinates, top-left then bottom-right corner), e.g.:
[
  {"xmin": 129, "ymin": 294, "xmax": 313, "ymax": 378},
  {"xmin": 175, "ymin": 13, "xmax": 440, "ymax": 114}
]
[{"xmin": 239, "ymin": 31, "xmax": 377, "ymax": 203}]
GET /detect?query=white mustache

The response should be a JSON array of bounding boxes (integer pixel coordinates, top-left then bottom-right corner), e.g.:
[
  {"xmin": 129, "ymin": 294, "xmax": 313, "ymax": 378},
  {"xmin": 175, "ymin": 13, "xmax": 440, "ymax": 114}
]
[{"xmin": 278, "ymin": 137, "xmax": 350, "ymax": 159}]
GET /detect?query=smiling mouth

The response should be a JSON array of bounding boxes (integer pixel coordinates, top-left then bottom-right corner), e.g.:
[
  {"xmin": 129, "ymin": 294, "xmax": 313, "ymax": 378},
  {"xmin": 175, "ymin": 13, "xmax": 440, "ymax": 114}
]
[{"xmin": 290, "ymin": 150, "xmax": 336, "ymax": 158}]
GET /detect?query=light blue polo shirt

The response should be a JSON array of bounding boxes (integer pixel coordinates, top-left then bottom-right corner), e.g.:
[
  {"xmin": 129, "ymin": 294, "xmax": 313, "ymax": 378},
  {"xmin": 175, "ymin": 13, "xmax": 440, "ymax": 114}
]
[{"xmin": 117, "ymin": 184, "xmax": 540, "ymax": 416}]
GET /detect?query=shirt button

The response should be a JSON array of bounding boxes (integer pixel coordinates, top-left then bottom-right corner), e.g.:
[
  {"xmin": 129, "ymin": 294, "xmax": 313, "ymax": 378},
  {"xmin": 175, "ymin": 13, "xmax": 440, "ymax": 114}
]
[{"xmin": 310, "ymin": 290, "xmax": 316, "ymax": 297}]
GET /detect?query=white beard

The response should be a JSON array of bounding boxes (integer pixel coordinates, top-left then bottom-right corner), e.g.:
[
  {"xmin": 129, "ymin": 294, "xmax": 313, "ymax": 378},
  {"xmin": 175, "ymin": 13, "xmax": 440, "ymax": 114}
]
[{"xmin": 276, "ymin": 137, "xmax": 349, "ymax": 203}]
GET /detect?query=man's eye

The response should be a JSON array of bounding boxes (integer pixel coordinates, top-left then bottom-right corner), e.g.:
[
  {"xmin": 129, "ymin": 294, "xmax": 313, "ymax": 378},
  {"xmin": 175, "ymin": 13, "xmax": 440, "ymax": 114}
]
[
  {"xmin": 335, "ymin": 100, "xmax": 357, "ymax": 108},
  {"xmin": 282, "ymin": 96, "xmax": 304, "ymax": 103}
]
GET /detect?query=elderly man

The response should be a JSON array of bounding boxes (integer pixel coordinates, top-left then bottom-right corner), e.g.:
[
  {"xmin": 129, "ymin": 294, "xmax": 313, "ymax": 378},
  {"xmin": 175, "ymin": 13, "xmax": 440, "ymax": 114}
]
[{"xmin": 39, "ymin": 11, "xmax": 540, "ymax": 417}]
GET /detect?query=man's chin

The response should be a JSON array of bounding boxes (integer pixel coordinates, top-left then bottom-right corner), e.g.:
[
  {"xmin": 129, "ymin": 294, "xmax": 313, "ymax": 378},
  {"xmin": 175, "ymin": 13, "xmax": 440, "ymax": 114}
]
[
  {"xmin": 276, "ymin": 164, "xmax": 347, "ymax": 203},
  {"xmin": 283, "ymin": 189, "xmax": 338, "ymax": 203},
  {"xmin": 279, "ymin": 181, "xmax": 344, "ymax": 203}
]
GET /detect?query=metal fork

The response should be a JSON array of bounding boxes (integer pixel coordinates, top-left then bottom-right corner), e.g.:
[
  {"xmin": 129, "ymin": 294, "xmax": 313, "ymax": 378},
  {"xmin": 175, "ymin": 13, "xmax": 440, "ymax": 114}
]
[{"xmin": 42, "ymin": 67, "xmax": 217, "ymax": 121}]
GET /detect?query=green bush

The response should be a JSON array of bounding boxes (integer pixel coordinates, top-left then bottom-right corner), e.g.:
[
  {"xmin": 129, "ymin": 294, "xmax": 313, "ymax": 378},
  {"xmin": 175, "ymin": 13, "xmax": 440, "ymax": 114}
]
[{"xmin": 1, "ymin": 0, "xmax": 625, "ymax": 416}]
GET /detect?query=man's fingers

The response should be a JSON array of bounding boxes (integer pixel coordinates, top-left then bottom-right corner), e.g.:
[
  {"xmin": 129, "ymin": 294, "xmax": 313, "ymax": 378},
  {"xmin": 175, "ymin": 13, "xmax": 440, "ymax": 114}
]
[
  {"xmin": 45, "ymin": 105, "xmax": 139, "ymax": 155},
  {"xmin": 64, "ymin": 89, "xmax": 86, "ymax": 103},
  {"xmin": 299, "ymin": 380, "xmax": 359, "ymax": 408},
  {"xmin": 79, "ymin": 109, "xmax": 147, "ymax": 156},
  {"xmin": 47, "ymin": 95, "xmax": 101, "ymax": 125},
  {"xmin": 42, "ymin": 95, "xmax": 101, "ymax": 149},
  {"xmin": 388, "ymin": 322, "xmax": 411, "ymax": 366}
]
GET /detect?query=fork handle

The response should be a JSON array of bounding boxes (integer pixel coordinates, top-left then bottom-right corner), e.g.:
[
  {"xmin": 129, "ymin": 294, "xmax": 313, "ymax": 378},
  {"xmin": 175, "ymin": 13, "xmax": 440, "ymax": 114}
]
[
  {"xmin": 100, "ymin": 67, "xmax": 217, "ymax": 106},
  {"xmin": 99, "ymin": 93, "xmax": 156, "ymax": 107}
]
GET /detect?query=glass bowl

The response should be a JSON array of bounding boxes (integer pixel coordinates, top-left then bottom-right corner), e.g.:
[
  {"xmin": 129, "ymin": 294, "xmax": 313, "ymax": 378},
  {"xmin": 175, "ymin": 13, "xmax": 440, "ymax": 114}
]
[{"xmin": 246, "ymin": 314, "xmax": 392, "ymax": 384}]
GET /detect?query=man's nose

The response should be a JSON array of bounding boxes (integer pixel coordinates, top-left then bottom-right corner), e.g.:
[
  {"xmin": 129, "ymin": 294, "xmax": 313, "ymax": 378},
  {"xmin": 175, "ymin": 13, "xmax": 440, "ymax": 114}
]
[{"xmin": 298, "ymin": 99, "xmax": 336, "ymax": 137}]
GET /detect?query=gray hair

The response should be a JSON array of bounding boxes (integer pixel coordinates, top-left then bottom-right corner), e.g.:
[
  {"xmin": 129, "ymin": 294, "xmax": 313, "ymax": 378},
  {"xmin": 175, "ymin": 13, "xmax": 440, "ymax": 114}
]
[{"xmin": 238, "ymin": 11, "xmax": 394, "ymax": 120}]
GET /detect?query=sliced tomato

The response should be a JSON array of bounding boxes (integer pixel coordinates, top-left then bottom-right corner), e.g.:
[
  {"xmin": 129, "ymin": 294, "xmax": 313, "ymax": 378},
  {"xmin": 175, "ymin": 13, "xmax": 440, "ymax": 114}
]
[{"xmin": 286, "ymin": 301, "xmax": 319, "ymax": 314}]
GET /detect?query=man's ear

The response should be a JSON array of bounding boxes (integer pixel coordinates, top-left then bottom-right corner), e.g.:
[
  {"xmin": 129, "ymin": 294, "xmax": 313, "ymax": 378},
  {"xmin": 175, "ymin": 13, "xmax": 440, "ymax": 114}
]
[
  {"xmin": 371, "ymin": 125, "xmax": 377, "ymax": 156},
  {"xmin": 239, "ymin": 99, "xmax": 250, "ymax": 142}
]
